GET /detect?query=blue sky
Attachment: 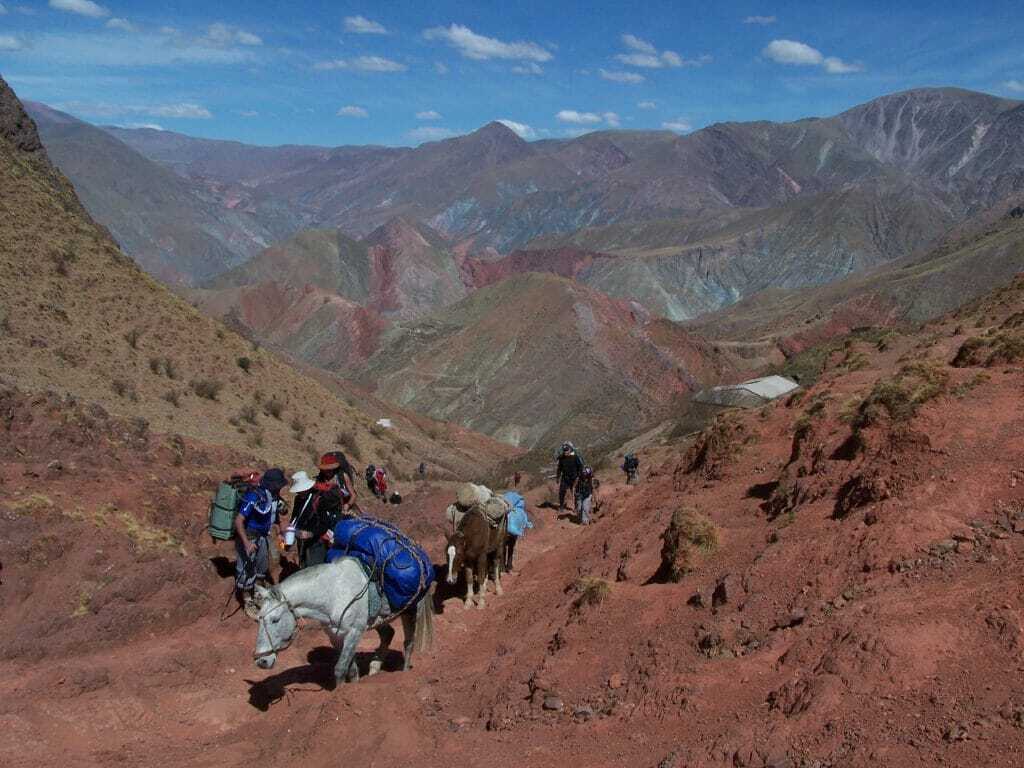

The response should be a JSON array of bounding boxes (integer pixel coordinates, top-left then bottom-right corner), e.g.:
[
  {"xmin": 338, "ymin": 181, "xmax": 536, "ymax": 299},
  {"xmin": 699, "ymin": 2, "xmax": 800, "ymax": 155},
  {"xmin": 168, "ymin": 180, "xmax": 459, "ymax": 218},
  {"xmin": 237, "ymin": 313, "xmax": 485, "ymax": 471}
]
[{"xmin": 1, "ymin": 0, "xmax": 1023, "ymax": 146}]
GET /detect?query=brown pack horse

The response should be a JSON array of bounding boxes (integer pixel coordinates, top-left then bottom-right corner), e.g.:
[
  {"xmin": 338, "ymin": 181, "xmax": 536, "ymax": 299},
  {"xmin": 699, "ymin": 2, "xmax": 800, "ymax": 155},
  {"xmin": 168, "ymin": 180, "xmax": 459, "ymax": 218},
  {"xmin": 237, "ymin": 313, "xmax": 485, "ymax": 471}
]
[{"xmin": 444, "ymin": 511, "xmax": 506, "ymax": 609}]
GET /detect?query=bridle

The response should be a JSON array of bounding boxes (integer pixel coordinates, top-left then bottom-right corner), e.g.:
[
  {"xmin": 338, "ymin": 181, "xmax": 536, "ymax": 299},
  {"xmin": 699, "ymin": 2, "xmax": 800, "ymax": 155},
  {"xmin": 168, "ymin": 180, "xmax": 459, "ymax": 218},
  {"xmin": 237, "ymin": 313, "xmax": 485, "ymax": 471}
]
[{"xmin": 253, "ymin": 595, "xmax": 298, "ymax": 661}]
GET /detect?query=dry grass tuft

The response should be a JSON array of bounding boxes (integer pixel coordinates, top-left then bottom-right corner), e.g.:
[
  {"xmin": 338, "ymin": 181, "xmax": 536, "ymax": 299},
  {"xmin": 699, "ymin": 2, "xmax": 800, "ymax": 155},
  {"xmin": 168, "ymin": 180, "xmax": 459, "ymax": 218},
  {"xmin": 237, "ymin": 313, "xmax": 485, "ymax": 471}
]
[{"xmin": 574, "ymin": 577, "xmax": 611, "ymax": 608}]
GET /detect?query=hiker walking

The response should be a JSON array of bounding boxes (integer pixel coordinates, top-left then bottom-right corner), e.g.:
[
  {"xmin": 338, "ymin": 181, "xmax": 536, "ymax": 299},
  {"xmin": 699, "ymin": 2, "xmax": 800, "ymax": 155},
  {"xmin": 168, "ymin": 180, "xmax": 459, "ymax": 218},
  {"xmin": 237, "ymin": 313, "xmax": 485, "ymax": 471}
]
[
  {"xmin": 504, "ymin": 490, "xmax": 532, "ymax": 572},
  {"xmin": 622, "ymin": 453, "xmax": 640, "ymax": 485},
  {"xmin": 374, "ymin": 465, "xmax": 389, "ymax": 503},
  {"xmin": 576, "ymin": 467, "xmax": 596, "ymax": 525},
  {"xmin": 317, "ymin": 452, "xmax": 356, "ymax": 513},
  {"xmin": 234, "ymin": 468, "xmax": 287, "ymax": 618},
  {"xmin": 418, "ymin": 461, "xmax": 427, "ymax": 480},
  {"xmin": 556, "ymin": 442, "xmax": 584, "ymax": 513}
]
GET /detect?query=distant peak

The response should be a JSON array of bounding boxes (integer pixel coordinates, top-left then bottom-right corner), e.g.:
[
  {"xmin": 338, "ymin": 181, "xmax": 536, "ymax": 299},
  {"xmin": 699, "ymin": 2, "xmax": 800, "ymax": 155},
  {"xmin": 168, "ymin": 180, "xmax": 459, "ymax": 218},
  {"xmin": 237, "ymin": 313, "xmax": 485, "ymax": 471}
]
[{"xmin": 473, "ymin": 121, "xmax": 524, "ymax": 139}]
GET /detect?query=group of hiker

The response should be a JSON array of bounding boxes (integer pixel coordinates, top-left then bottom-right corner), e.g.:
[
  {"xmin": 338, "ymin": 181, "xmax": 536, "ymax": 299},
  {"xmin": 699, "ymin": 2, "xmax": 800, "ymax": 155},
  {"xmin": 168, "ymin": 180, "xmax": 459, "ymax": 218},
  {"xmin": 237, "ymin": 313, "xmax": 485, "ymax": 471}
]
[
  {"xmin": 221, "ymin": 439, "xmax": 640, "ymax": 617},
  {"xmin": 230, "ymin": 451, "xmax": 399, "ymax": 617}
]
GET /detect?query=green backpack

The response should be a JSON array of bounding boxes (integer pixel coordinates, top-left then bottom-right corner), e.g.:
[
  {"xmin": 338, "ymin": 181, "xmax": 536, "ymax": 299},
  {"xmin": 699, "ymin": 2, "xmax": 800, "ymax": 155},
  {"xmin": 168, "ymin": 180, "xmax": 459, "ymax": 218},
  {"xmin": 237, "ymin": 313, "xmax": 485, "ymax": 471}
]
[{"xmin": 209, "ymin": 473, "xmax": 259, "ymax": 541}]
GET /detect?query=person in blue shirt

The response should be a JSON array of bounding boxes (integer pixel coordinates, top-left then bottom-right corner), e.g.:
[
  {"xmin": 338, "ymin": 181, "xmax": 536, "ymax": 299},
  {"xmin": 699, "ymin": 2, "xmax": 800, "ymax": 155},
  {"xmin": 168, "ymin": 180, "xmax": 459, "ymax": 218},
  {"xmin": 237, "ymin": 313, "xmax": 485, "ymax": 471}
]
[
  {"xmin": 235, "ymin": 467, "xmax": 287, "ymax": 618},
  {"xmin": 504, "ymin": 490, "xmax": 532, "ymax": 572}
]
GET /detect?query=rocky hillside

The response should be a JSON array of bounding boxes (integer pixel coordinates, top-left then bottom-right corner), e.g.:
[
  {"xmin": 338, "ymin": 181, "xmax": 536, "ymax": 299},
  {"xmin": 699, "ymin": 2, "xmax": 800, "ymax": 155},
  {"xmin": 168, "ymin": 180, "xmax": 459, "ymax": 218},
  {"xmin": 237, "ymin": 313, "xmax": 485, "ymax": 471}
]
[
  {"xmin": 0, "ymin": 77, "xmax": 511, "ymax": 477},
  {"xmin": 356, "ymin": 272, "xmax": 736, "ymax": 450},
  {"xmin": 26, "ymin": 102, "xmax": 300, "ymax": 285},
  {"xmin": 690, "ymin": 195, "xmax": 1024, "ymax": 366}
]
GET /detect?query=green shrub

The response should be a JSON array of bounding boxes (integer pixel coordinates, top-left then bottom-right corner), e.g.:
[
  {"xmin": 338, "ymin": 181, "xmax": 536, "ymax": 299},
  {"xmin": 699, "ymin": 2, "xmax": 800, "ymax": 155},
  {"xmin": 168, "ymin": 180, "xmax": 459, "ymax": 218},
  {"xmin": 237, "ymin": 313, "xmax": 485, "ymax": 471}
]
[
  {"xmin": 852, "ymin": 361, "xmax": 949, "ymax": 429},
  {"xmin": 191, "ymin": 378, "xmax": 223, "ymax": 401},
  {"xmin": 237, "ymin": 356, "xmax": 252, "ymax": 373}
]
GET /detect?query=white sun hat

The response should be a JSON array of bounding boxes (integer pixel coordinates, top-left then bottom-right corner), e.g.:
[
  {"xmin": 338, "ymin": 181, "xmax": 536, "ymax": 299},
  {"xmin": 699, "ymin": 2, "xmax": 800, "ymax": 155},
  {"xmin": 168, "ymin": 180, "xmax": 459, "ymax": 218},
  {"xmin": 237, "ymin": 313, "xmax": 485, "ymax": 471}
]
[{"xmin": 289, "ymin": 470, "xmax": 315, "ymax": 494}]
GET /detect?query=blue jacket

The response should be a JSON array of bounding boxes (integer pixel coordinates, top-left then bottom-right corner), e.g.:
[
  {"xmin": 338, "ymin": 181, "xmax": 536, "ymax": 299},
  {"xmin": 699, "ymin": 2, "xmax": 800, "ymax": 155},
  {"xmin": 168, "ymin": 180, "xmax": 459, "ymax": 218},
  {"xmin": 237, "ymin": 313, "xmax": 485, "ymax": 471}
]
[
  {"xmin": 504, "ymin": 492, "xmax": 532, "ymax": 537},
  {"xmin": 238, "ymin": 488, "xmax": 277, "ymax": 535}
]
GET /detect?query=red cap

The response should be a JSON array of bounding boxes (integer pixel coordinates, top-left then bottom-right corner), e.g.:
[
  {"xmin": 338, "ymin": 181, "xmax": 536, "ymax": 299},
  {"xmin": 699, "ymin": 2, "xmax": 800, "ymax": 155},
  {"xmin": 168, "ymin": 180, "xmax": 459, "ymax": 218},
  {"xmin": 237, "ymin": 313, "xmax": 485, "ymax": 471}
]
[{"xmin": 318, "ymin": 453, "xmax": 340, "ymax": 471}]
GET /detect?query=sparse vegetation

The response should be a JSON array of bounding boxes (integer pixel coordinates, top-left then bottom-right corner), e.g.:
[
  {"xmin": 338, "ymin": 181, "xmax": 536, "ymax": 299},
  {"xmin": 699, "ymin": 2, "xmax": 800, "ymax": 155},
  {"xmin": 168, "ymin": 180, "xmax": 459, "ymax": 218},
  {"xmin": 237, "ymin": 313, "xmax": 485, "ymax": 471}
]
[
  {"xmin": 684, "ymin": 412, "xmax": 749, "ymax": 480},
  {"xmin": 124, "ymin": 327, "xmax": 141, "ymax": 349},
  {"xmin": 335, "ymin": 429, "xmax": 362, "ymax": 461},
  {"xmin": 239, "ymin": 404, "xmax": 258, "ymax": 424},
  {"xmin": 246, "ymin": 427, "xmax": 265, "ymax": 449},
  {"xmin": 952, "ymin": 332, "xmax": 1024, "ymax": 368},
  {"xmin": 290, "ymin": 416, "xmax": 306, "ymax": 440},
  {"xmin": 111, "ymin": 378, "xmax": 138, "ymax": 401},
  {"xmin": 653, "ymin": 507, "xmax": 718, "ymax": 583},
  {"xmin": 852, "ymin": 360, "xmax": 949, "ymax": 429},
  {"xmin": 237, "ymin": 356, "xmax": 252, "ymax": 373},
  {"xmin": 161, "ymin": 390, "xmax": 181, "ymax": 408},
  {"xmin": 953, "ymin": 372, "xmax": 991, "ymax": 398},
  {"xmin": 191, "ymin": 378, "xmax": 223, "ymax": 401},
  {"xmin": 573, "ymin": 577, "xmax": 611, "ymax": 608},
  {"xmin": 263, "ymin": 397, "xmax": 284, "ymax": 419}
]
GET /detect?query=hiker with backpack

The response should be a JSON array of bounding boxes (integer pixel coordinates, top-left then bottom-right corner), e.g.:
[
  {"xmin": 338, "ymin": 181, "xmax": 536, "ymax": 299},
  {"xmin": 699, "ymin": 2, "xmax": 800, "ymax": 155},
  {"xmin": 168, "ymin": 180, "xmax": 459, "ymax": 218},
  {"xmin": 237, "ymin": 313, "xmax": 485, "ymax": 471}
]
[
  {"xmin": 316, "ymin": 452, "xmax": 356, "ymax": 513},
  {"xmin": 374, "ymin": 465, "xmax": 389, "ymax": 503},
  {"xmin": 556, "ymin": 442, "xmax": 584, "ymax": 513},
  {"xmin": 365, "ymin": 464, "xmax": 377, "ymax": 495},
  {"xmin": 503, "ymin": 490, "xmax": 532, "ymax": 572},
  {"xmin": 234, "ymin": 468, "xmax": 288, "ymax": 618},
  {"xmin": 623, "ymin": 453, "xmax": 640, "ymax": 485},
  {"xmin": 576, "ymin": 467, "xmax": 596, "ymax": 525}
]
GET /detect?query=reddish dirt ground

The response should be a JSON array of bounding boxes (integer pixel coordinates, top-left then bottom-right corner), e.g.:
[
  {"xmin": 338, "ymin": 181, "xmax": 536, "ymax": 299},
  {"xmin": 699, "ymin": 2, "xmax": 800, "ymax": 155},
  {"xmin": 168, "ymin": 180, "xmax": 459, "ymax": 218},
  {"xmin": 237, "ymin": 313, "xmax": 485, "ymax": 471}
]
[{"xmin": 6, "ymin": 279, "xmax": 1024, "ymax": 767}]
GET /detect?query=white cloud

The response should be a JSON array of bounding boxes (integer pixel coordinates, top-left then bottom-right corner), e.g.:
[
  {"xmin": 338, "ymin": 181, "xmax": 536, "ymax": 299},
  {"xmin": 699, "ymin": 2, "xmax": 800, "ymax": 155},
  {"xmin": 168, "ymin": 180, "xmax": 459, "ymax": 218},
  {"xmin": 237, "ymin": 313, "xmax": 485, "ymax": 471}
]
[
  {"xmin": 638, "ymin": 100, "xmax": 656, "ymax": 109},
  {"xmin": 205, "ymin": 23, "xmax": 262, "ymax": 47},
  {"xmin": 823, "ymin": 56, "xmax": 862, "ymax": 74},
  {"xmin": 56, "ymin": 100, "xmax": 212, "ymax": 119},
  {"xmin": 237, "ymin": 110, "xmax": 258, "ymax": 117},
  {"xmin": 616, "ymin": 52, "xmax": 662, "ymax": 68},
  {"xmin": 423, "ymin": 23, "xmax": 552, "ymax": 62},
  {"xmin": 344, "ymin": 15, "xmax": 387, "ymax": 34},
  {"xmin": 0, "ymin": 34, "xmax": 24, "ymax": 50},
  {"xmin": 599, "ymin": 68, "xmax": 644, "ymax": 84},
  {"xmin": 662, "ymin": 117, "xmax": 692, "ymax": 132},
  {"xmin": 105, "ymin": 17, "xmax": 136, "ymax": 33},
  {"xmin": 743, "ymin": 15, "xmax": 777, "ymax": 25},
  {"xmin": 497, "ymin": 118, "xmax": 535, "ymax": 139},
  {"xmin": 603, "ymin": 112, "xmax": 621, "ymax": 128},
  {"xmin": 314, "ymin": 55, "xmax": 406, "ymax": 72},
  {"xmin": 125, "ymin": 122, "xmax": 163, "ymax": 130},
  {"xmin": 1004, "ymin": 79, "xmax": 1024, "ymax": 93},
  {"xmin": 416, "ymin": 110, "xmax": 442, "ymax": 120},
  {"xmin": 337, "ymin": 105, "xmax": 368, "ymax": 117},
  {"xmin": 15, "ymin": 31, "xmax": 257, "ymax": 65},
  {"xmin": 512, "ymin": 62, "xmax": 543, "ymax": 75},
  {"xmin": 615, "ymin": 34, "xmax": 707, "ymax": 70},
  {"xmin": 556, "ymin": 110, "xmax": 603, "ymax": 125},
  {"xmin": 622, "ymin": 33, "xmax": 656, "ymax": 54},
  {"xmin": 49, "ymin": 0, "xmax": 108, "ymax": 18},
  {"xmin": 434, "ymin": 61, "xmax": 449, "ymax": 74},
  {"xmin": 407, "ymin": 126, "xmax": 457, "ymax": 142},
  {"xmin": 159, "ymin": 26, "xmax": 177, "ymax": 35},
  {"xmin": 0, "ymin": 3, "xmax": 7, "ymax": 14},
  {"xmin": 763, "ymin": 39, "xmax": 862, "ymax": 74},
  {"xmin": 764, "ymin": 39, "xmax": 823, "ymax": 66},
  {"xmin": 148, "ymin": 103, "xmax": 212, "ymax": 118}
]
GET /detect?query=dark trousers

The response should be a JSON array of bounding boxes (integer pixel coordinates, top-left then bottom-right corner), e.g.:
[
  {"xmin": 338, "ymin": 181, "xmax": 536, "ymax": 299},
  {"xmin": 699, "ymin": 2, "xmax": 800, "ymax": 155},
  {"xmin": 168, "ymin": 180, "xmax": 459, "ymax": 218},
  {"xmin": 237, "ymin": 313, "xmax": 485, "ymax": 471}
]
[
  {"xmin": 505, "ymin": 534, "xmax": 518, "ymax": 571},
  {"xmin": 558, "ymin": 478, "xmax": 576, "ymax": 509},
  {"xmin": 299, "ymin": 539, "xmax": 327, "ymax": 569}
]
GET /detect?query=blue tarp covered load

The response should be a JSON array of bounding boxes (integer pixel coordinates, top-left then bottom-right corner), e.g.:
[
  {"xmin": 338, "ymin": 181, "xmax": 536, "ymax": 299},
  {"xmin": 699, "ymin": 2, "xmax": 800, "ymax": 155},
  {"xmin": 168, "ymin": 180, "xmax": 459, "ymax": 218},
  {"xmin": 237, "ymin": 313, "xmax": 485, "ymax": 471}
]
[
  {"xmin": 326, "ymin": 516, "xmax": 435, "ymax": 616},
  {"xmin": 503, "ymin": 491, "xmax": 532, "ymax": 537}
]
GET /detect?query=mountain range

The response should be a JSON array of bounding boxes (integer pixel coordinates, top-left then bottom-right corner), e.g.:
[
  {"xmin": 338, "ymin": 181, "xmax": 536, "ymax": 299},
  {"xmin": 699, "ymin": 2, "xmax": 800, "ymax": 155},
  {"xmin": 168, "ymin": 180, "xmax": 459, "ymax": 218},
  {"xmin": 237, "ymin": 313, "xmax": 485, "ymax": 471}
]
[{"xmin": 22, "ymin": 86, "xmax": 1024, "ymax": 449}]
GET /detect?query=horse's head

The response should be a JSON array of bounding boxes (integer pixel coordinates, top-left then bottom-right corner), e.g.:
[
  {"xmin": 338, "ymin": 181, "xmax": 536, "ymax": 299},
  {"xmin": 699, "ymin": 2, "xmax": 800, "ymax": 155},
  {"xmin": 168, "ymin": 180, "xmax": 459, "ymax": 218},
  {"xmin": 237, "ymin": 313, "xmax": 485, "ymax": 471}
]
[
  {"xmin": 252, "ymin": 584, "xmax": 298, "ymax": 670},
  {"xmin": 444, "ymin": 531, "xmax": 465, "ymax": 585}
]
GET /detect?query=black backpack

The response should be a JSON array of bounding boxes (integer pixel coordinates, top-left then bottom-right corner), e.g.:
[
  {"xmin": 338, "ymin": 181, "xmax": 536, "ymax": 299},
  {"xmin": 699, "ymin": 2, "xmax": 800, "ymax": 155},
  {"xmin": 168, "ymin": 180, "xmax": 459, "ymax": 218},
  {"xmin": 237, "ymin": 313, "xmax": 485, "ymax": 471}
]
[{"xmin": 624, "ymin": 454, "xmax": 639, "ymax": 471}]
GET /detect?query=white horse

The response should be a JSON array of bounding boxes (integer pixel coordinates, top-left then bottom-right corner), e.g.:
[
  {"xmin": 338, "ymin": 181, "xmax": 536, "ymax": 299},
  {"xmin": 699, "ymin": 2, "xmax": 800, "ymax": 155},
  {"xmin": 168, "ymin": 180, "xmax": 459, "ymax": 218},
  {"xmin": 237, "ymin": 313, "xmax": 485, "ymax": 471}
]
[{"xmin": 252, "ymin": 558, "xmax": 434, "ymax": 685}]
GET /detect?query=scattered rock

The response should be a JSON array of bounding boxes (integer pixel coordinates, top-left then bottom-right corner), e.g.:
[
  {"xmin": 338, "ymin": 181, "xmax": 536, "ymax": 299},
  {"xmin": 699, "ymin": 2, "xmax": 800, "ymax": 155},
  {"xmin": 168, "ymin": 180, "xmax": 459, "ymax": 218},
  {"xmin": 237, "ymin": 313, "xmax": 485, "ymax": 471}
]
[
  {"xmin": 542, "ymin": 695, "xmax": 564, "ymax": 712},
  {"xmin": 712, "ymin": 576, "xmax": 730, "ymax": 609},
  {"xmin": 657, "ymin": 751, "xmax": 680, "ymax": 768},
  {"xmin": 930, "ymin": 539, "xmax": 957, "ymax": 556},
  {"xmin": 608, "ymin": 673, "xmax": 624, "ymax": 690},
  {"xmin": 773, "ymin": 609, "xmax": 806, "ymax": 630},
  {"xmin": 573, "ymin": 705, "xmax": 593, "ymax": 721},
  {"xmin": 943, "ymin": 722, "xmax": 968, "ymax": 742},
  {"xmin": 687, "ymin": 592, "xmax": 705, "ymax": 609},
  {"xmin": 448, "ymin": 716, "xmax": 472, "ymax": 732},
  {"xmin": 698, "ymin": 630, "xmax": 724, "ymax": 657},
  {"xmin": 46, "ymin": 459, "xmax": 62, "ymax": 472}
]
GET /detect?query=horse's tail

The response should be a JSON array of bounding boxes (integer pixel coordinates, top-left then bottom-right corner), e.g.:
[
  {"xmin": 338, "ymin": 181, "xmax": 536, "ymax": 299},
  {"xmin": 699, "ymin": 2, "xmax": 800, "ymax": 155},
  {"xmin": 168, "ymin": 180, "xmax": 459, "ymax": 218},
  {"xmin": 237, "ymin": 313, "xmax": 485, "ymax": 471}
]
[{"xmin": 414, "ymin": 583, "xmax": 435, "ymax": 653}]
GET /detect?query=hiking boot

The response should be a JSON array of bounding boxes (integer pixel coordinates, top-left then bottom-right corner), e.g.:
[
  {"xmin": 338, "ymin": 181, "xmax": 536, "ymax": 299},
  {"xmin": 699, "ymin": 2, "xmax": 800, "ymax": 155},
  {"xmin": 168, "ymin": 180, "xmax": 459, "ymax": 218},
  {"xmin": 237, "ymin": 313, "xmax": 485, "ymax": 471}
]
[{"xmin": 242, "ymin": 590, "xmax": 260, "ymax": 620}]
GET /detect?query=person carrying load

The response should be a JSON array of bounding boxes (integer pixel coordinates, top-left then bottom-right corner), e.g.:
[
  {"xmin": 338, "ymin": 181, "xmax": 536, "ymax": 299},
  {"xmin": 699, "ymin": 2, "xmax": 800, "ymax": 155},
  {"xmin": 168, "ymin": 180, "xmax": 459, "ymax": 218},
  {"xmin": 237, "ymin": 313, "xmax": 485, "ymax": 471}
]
[{"xmin": 234, "ymin": 468, "xmax": 288, "ymax": 618}]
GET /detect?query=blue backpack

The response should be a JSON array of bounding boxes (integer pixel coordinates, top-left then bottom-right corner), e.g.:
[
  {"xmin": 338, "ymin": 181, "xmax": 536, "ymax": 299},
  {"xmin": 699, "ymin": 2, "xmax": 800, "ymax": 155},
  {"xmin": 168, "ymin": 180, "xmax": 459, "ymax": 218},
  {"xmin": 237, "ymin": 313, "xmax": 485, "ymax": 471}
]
[{"xmin": 504, "ymin": 491, "xmax": 532, "ymax": 537}]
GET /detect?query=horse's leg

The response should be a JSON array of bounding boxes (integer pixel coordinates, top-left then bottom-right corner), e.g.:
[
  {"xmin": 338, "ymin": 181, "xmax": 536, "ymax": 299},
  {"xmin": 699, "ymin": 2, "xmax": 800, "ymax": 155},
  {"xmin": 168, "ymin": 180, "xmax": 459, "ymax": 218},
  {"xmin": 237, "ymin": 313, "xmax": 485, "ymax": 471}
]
[
  {"xmin": 333, "ymin": 627, "xmax": 364, "ymax": 684},
  {"xmin": 492, "ymin": 553, "xmax": 504, "ymax": 596},
  {"xmin": 463, "ymin": 565, "xmax": 475, "ymax": 609},
  {"xmin": 400, "ymin": 612, "xmax": 416, "ymax": 671},
  {"xmin": 475, "ymin": 553, "xmax": 488, "ymax": 609},
  {"xmin": 369, "ymin": 623, "xmax": 395, "ymax": 676}
]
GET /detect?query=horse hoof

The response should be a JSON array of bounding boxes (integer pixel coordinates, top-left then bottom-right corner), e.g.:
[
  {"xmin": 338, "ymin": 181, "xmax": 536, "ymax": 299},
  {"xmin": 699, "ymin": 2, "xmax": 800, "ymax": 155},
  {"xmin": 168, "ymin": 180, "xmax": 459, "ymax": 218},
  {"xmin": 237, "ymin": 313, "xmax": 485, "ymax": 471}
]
[
  {"xmin": 496, "ymin": 587, "xmax": 504, "ymax": 596},
  {"xmin": 463, "ymin": 600, "xmax": 473, "ymax": 610},
  {"xmin": 476, "ymin": 600, "xmax": 486, "ymax": 610},
  {"xmin": 368, "ymin": 659, "xmax": 383, "ymax": 676}
]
